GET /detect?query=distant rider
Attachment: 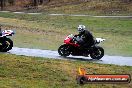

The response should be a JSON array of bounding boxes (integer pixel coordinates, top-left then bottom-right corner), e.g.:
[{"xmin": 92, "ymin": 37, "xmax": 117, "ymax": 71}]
[
  {"xmin": 0, "ymin": 25, "xmax": 6, "ymax": 50},
  {"xmin": 75, "ymin": 25, "xmax": 95, "ymax": 48}
]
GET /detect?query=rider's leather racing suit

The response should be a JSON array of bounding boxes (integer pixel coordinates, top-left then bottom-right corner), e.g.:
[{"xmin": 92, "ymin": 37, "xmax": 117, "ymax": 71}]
[{"xmin": 76, "ymin": 30, "xmax": 95, "ymax": 48}]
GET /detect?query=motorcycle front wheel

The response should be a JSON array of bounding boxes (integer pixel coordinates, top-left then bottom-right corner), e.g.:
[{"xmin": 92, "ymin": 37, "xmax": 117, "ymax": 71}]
[
  {"xmin": 58, "ymin": 44, "xmax": 71, "ymax": 57},
  {"xmin": 90, "ymin": 46, "xmax": 104, "ymax": 60}
]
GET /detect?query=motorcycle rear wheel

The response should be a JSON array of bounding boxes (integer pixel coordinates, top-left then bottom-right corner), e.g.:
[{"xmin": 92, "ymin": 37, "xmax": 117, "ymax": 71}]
[
  {"xmin": 90, "ymin": 46, "xmax": 104, "ymax": 60},
  {"xmin": 58, "ymin": 44, "xmax": 70, "ymax": 57},
  {"xmin": 1, "ymin": 38, "xmax": 13, "ymax": 52}
]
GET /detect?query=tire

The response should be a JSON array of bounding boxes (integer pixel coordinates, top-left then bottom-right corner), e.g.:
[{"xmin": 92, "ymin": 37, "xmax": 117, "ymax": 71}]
[
  {"xmin": 2, "ymin": 38, "xmax": 13, "ymax": 52},
  {"xmin": 90, "ymin": 46, "xmax": 104, "ymax": 60},
  {"xmin": 58, "ymin": 44, "xmax": 70, "ymax": 57}
]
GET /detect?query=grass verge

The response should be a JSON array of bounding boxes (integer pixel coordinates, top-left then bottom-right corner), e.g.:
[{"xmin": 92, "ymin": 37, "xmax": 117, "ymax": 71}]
[
  {"xmin": 0, "ymin": 54, "xmax": 132, "ymax": 88},
  {"xmin": 43, "ymin": 0, "xmax": 132, "ymax": 16}
]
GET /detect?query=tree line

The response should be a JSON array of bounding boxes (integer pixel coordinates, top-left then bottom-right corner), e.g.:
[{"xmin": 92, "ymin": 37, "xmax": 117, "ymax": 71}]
[
  {"xmin": 0, "ymin": 0, "xmax": 50, "ymax": 10},
  {"xmin": 0, "ymin": 0, "xmax": 132, "ymax": 10}
]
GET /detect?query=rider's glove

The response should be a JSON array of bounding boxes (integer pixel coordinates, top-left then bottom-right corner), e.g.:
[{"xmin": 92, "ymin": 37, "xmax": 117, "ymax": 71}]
[{"xmin": 74, "ymin": 41, "xmax": 78, "ymax": 44}]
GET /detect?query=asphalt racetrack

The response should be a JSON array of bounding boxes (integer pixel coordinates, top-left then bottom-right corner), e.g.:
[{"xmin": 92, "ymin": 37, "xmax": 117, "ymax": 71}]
[{"xmin": 8, "ymin": 47, "xmax": 132, "ymax": 66}]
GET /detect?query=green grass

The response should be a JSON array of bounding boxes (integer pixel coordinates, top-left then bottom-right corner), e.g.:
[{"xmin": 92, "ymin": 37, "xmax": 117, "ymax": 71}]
[
  {"xmin": 0, "ymin": 54, "xmax": 132, "ymax": 88},
  {"xmin": 0, "ymin": 12, "xmax": 132, "ymax": 56}
]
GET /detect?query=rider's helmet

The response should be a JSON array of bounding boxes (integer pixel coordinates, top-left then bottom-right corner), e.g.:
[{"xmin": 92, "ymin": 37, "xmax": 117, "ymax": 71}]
[{"xmin": 77, "ymin": 25, "xmax": 86, "ymax": 33}]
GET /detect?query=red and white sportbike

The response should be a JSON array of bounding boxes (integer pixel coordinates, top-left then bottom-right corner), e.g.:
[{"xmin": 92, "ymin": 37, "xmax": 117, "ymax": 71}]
[
  {"xmin": 0, "ymin": 30, "xmax": 15, "ymax": 52},
  {"xmin": 58, "ymin": 34, "xmax": 105, "ymax": 60}
]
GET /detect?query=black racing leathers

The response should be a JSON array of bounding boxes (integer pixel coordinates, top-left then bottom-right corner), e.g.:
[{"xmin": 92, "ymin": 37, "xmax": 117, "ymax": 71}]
[{"xmin": 76, "ymin": 30, "xmax": 94, "ymax": 48}]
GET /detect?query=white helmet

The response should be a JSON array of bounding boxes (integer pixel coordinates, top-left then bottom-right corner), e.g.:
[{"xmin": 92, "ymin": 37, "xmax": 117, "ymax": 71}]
[{"xmin": 78, "ymin": 25, "xmax": 86, "ymax": 33}]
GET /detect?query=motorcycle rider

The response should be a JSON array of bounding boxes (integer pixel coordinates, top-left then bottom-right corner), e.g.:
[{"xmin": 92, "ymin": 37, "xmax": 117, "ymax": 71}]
[
  {"xmin": 75, "ymin": 25, "xmax": 95, "ymax": 49},
  {"xmin": 0, "ymin": 25, "xmax": 7, "ymax": 50}
]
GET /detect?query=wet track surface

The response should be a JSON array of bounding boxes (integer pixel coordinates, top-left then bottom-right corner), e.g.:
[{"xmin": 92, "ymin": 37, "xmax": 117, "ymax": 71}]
[{"xmin": 8, "ymin": 47, "xmax": 132, "ymax": 66}]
